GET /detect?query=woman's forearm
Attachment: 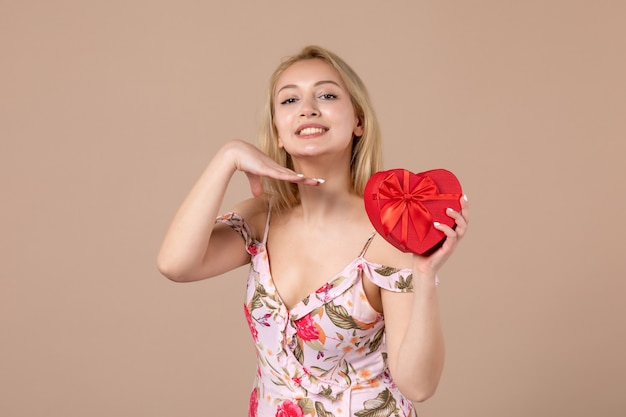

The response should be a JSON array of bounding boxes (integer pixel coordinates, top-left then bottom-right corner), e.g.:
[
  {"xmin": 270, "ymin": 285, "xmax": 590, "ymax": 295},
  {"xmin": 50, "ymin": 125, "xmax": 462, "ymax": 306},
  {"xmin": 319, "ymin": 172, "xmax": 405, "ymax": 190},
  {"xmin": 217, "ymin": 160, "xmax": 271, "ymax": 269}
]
[{"xmin": 394, "ymin": 271, "xmax": 445, "ymax": 402}]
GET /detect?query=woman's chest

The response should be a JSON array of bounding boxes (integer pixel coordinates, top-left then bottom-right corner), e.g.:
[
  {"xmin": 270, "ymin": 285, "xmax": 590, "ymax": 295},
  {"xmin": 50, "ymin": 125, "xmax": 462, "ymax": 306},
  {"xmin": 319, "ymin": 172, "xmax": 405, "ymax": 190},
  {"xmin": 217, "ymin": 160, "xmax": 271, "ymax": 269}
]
[{"xmin": 266, "ymin": 226, "xmax": 372, "ymax": 310}]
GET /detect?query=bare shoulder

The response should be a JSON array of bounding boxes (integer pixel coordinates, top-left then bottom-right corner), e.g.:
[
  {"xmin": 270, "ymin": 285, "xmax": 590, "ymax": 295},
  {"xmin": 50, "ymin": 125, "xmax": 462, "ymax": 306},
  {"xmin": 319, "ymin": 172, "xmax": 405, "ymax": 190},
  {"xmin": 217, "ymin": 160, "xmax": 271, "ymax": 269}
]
[
  {"xmin": 364, "ymin": 233, "xmax": 414, "ymax": 270},
  {"xmin": 228, "ymin": 195, "xmax": 270, "ymax": 240}
]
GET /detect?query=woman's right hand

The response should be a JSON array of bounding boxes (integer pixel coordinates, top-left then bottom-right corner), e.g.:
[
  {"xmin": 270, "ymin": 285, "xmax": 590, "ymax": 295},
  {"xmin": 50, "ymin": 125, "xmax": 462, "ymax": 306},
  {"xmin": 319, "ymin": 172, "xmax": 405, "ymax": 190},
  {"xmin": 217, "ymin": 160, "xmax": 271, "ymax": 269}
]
[
  {"xmin": 157, "ymin": 139, "xmax": 321, "ymax": 282},
  {"xmin": 224, "ymin": 139, "xmax": 322, "ymax": 196}
]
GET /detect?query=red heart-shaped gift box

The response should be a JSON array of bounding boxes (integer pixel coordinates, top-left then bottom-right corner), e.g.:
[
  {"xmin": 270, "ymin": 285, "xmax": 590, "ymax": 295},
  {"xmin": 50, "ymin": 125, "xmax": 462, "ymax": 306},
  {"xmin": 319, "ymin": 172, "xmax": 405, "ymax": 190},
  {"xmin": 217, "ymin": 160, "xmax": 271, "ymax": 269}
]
[{"xmin": 364, "ymin": 169, "xmax": 463, "ymax": 255}]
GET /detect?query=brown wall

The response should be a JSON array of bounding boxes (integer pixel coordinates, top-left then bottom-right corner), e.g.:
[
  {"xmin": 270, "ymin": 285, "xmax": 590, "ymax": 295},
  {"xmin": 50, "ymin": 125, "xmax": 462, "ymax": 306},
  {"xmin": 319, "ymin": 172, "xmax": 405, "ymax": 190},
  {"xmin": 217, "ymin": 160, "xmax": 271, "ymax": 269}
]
[{"xmin": 2, "ymin": 1, "xmax": 625, "ymax": 416}]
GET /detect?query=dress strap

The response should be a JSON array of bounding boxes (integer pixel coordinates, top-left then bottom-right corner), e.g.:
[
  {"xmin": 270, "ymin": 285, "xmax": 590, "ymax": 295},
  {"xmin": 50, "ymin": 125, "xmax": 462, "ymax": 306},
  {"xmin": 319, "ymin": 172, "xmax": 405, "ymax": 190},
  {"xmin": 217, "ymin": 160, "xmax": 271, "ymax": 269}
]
[
  {"xmin": 262, "ymin": 199, "xmax": 273, "ymax": 245},
  {"xmin": 359, "ymin": 231, "xmax": 377, "ymax": 258}
]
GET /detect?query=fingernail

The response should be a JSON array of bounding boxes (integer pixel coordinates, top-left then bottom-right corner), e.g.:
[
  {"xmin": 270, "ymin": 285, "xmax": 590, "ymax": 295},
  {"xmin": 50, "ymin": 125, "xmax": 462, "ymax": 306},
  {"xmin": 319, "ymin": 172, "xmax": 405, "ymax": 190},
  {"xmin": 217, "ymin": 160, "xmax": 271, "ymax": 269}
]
[
  {"xmin": 447, "ymin": 207, "xmax": 455, "ymax": 213},
  {"xmin": 463, "ymin": 194, "xmax": 468, "ymax": 202},
  {"xmin": 433, "ymin": 221, "xmax": 441, "ymax": 226},
  {"xmin": 315, "ymin": 178, "xmax": 325, "ymax": 184},
  {"xmin": 296, "ymin": 173, "xmax": 304, "ymax": 178}
]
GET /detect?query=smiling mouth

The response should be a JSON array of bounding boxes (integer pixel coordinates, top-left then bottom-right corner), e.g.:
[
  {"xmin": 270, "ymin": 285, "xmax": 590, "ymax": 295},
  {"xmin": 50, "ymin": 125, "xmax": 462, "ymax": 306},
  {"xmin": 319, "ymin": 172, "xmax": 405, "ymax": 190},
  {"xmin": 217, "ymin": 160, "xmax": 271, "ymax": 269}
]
[{"xmin": 297, "ymin": 127, "xmax": 327, "ymax": 135}]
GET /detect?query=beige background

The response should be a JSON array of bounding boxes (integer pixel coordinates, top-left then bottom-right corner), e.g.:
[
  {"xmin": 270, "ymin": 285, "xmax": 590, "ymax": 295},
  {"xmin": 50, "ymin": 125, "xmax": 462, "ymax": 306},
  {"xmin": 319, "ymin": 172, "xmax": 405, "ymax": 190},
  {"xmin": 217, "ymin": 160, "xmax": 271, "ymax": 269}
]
[{"xmin": 2, "ymin": 1, "xmax": 625, "ymax": 416}]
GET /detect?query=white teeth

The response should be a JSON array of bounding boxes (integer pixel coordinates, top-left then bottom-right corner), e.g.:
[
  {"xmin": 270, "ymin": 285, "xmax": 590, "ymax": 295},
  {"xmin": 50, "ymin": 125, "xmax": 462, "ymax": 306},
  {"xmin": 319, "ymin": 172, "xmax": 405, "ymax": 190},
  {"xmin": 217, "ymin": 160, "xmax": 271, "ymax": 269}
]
[{"xmin": 299, "ymin": 127, "xmax": 325, "ymax": 135}]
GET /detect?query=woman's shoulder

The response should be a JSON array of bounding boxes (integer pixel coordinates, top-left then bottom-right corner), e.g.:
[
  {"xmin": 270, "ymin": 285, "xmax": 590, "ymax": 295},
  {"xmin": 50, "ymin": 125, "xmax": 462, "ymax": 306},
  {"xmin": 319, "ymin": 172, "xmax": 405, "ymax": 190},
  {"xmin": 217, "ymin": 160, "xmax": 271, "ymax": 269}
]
[{"xmin": 363, "ymin": 232, "xmax": 414, "ymax": 271}]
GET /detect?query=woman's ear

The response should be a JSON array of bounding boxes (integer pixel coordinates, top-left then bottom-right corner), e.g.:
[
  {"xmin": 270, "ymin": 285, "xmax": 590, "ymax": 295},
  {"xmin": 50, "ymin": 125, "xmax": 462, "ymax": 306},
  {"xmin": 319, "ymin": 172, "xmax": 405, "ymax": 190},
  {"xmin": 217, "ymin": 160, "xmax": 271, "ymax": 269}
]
[{"xmin": 353, "ymin": 117, "xmax": 364, "ymax": 137}]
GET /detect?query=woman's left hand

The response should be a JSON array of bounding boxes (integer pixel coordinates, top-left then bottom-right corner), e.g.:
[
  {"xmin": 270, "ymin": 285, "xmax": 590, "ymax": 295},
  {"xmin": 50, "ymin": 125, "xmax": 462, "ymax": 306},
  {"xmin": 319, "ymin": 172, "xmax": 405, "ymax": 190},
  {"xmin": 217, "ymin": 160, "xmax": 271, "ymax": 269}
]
[{"xmin": 413, "ymin": 195, "xmax": 470, "ymax": 276}]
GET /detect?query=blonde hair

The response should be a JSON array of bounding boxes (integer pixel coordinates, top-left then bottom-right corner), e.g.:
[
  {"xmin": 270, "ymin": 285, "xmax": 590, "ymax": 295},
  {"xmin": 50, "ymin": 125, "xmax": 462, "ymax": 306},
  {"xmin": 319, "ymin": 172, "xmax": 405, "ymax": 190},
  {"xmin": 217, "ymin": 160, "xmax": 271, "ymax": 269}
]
[{"xmin": 258, "ymin": 45, "xmax": 382, "ymax": 211}]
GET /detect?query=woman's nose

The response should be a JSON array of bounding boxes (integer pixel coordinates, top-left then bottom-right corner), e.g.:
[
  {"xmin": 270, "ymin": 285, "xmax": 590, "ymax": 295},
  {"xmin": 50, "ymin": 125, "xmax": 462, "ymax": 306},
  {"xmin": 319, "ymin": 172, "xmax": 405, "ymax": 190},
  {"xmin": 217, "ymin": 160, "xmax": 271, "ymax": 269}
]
[{"xmin": 299, "ymin": 98, "xmax": 319, "ymax": 117}]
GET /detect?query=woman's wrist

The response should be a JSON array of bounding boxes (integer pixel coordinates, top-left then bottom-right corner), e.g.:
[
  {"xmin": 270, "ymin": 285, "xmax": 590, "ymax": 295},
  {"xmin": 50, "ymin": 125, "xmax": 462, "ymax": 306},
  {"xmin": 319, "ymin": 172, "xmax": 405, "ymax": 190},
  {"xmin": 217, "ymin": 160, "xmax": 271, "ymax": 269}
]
[
  {"xmin": 411, "ymin": 269, "xmax": 440, "ymax": 287},
  {"xmin": 215, "ymin": 140, "xmax": 243, "ymax": 172}
]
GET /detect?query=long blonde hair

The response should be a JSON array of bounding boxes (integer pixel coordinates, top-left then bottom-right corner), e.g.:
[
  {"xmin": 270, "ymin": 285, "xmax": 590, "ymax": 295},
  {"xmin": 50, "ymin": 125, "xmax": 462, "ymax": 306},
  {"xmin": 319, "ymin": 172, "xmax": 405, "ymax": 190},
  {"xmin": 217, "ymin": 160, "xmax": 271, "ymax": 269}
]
[{"xmin": 259, "ymin": 45, "xmax": 382, "ymax": 211}]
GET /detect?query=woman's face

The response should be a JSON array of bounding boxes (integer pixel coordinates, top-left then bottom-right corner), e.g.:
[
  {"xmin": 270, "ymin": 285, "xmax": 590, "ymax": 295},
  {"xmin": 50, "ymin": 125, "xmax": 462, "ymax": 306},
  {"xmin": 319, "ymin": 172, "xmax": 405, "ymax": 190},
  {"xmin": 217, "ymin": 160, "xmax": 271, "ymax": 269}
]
[{"xmin": 273, "ymin": 59, "xmax": 363, "ymax": 160}]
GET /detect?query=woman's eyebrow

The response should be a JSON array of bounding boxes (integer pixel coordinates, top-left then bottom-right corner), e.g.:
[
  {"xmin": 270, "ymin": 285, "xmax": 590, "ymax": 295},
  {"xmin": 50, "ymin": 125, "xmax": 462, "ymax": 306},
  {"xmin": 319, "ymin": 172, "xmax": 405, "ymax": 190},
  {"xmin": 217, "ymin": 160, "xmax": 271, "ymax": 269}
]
[{"xmin": 276, "ymin": 80, "xmax": 342, "ymax": 95}]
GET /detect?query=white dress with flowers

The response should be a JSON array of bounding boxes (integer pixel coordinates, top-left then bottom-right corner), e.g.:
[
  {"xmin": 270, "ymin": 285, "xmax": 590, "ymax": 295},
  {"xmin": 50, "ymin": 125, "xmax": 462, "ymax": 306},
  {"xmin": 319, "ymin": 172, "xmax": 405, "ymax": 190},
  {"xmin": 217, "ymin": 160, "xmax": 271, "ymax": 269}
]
[{"xmin": 216, "ymin": 211, "xmax": 417, "ymax": 417}]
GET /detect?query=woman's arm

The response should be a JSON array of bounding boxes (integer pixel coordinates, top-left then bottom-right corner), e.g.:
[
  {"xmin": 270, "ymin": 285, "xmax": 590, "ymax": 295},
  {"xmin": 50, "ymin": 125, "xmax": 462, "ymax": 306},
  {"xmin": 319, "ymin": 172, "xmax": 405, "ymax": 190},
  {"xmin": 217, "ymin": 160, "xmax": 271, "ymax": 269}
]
[
  {"xmin": 382, "ymin": 197, "xmax": 469, "ymax": 402},
  {"xmin": 156, "ymin": 139, "xmax": 318, "ymax": 282}
]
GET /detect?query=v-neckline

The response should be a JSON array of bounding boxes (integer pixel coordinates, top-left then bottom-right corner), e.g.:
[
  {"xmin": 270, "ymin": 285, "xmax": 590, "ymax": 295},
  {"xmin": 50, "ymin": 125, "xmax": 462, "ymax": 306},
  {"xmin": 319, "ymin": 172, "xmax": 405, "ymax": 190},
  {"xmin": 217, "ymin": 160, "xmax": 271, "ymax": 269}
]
[
  {"xmin": 257, "ymin": 205, "xmax": 377, "ymax": 314},
  {"xmin": 260, "ymin": 242, "xmax": 364, "ymax": 314}
]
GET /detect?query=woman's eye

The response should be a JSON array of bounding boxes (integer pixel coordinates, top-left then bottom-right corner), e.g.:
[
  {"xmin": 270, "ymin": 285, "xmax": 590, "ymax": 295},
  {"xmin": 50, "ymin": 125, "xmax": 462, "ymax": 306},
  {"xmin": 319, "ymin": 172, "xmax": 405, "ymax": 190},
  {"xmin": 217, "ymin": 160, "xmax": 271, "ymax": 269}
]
[
  {"xmin": 280, "ymin": 97, "xmax": 297, "ymax": 105},
  {"xmin": 319, "ymin": 93, "xmax": 337, "ymax": 100}
]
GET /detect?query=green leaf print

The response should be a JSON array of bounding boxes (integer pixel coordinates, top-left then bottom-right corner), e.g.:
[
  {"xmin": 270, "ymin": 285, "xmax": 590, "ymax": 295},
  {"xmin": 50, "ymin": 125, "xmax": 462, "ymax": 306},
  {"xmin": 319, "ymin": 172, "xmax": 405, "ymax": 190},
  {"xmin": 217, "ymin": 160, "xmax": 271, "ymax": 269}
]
[
  {"xmin": 255, "ymin": 282, "xmax": 268, "ymax": 296},
  {"xmin": 293, "ymin": 341, "xmax": 304, "ymax": 364},
  {"xmin": 323, "ymin": 354, "xmax": 339, "ymax": 362},
  {"xmin": 310, "ymin": 365, "xmax": 331, "ymax": 377},
  {"xmin": 394, "ymin": 274, "xmax": 413, "ymax": 292},
  {"xmin": 374, "ymin": 266, "xmax": 400, "ymax": 276},
  {"xmin": 270, "ymin": 378, "xmax": 287, "ymax": 387},
  {"xmin": 304, "ymin": 339, "xmax": 325, "ymax": 351},
  {"xmin": 319, "ymin": 385, "xmax": 343, "ymax": 402},
  {"xmin": 325, "ymin": 301, "xmax": 361, "ymax": 330},
  {"xmin": 339, "ymin": 359, "xmax": 352, "ymax": 386},
  {"xmin": 253, "ymin": 282, "xmax": 281, "ymax": 308},
  {"xmin": 250, "ymin": 293, "xmax": 263, "ymax": 311},
  {"xmin": 366, "ymin": 326, "xmax": 385, "ymax": 355},
  {"xmin": 354, "ymin": 388, "xmax": 398, "ymax": 417},
  {"xmin": 315, "ymin": 401, "xmax": 337, "ymax": 417},
  {"xmin": 298, "ymin": 398, "xmax": 314, "ymax": 415}
]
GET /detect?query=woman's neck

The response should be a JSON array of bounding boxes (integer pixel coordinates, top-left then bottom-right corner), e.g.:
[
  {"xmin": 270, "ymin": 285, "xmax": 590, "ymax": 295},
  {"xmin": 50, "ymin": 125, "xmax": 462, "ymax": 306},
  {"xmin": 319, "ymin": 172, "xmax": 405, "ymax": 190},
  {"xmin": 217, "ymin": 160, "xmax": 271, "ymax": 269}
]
[{"xmin": 292, "ymin": 162, "xmax": 360, "ymax": 224}]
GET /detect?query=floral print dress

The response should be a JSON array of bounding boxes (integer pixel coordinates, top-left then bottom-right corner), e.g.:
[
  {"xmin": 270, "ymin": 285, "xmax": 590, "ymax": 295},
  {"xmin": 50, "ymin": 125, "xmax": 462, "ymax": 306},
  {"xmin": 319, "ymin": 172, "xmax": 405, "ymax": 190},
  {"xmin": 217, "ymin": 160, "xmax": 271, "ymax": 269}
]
[{"xmin": 217, "ymin": 211, "xmax": 417, "ymax": 417}]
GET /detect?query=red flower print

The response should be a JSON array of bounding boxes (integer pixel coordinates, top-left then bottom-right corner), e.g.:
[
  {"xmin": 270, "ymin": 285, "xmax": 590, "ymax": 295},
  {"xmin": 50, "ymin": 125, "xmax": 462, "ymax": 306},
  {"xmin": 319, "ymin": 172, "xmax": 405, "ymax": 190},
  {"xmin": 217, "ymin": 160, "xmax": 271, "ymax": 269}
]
[
  {"xmin": 257, "ymin": 312, "xmax": 272, "ymax": 327},
  {"xmin": 248, "ymin": 388, "xmax": 258, "ymax": 417},
  {"xmin": 275, "ymin": 400, "xmax": 304, "ymax": 417},
  {"xmin": 247, "ymin": 244, "xmax": 258, "ymax": 255},
  {"xmin": 315, "ymin": 282, "xmax": 332, "ymax": 294},
  {"xmin": 294, "ymin": 314, "xmax": 319, "ymax": 341},
  {"xmin": 243, "ymin": 304, "xmax": 259, "ymax": 342}
]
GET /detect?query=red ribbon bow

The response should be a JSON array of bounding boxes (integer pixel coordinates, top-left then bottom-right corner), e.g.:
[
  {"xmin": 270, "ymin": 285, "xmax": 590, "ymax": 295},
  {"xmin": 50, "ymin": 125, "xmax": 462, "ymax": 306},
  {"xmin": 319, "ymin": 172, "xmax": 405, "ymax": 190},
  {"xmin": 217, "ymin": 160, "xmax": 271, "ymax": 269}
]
[{"xmin": 375, "ymin": 170, "xmax": 460, "ymax": 247}]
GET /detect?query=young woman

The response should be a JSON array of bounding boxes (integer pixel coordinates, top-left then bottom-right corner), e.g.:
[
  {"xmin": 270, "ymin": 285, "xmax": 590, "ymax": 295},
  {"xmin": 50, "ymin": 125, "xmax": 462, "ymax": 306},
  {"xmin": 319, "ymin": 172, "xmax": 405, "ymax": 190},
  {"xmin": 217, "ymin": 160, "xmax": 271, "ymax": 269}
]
[{"xmin": 157, "ymin": 45, "xmax": 469, "ymax": 417}]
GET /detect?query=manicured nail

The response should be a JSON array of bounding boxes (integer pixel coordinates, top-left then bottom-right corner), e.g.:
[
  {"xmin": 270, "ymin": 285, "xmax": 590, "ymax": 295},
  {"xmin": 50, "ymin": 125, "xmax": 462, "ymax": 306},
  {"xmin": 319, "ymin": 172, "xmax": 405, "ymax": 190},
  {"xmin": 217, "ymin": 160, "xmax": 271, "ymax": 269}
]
[
  {"xmin": 463, "ymin": 194, "xmax": 468, "ymax": 202},
  {"xmin": 433, "ymin": 221, "xmax": 441, "ymax": 226},
  {"xmin": 447, "ymin": 207, "xmax": 455, "ymax": 213},
  {"xmin": 296, "ymin": 173, "xmax": 304, "ymax": 178},
  {"xmin": 315, "ymin": 178, "xmax": 325, "ymax": 184}
]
